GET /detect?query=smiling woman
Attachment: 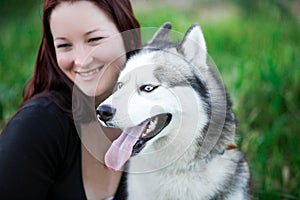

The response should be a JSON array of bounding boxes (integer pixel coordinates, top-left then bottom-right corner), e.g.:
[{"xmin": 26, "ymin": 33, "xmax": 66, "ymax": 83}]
[
  {"xmin": 0, "ymin": 0, "xmax": 141, "ymax": 199},
  {"xmin": 50, "ymin": 1, "xmax": 127, "ymax": 97}
]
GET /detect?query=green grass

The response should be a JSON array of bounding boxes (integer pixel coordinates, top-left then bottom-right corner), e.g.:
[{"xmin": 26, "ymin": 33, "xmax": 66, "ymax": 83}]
[
  {"xmin": 1, "ymin": 2, "xmax": 299, "ymax": 199},
  {"xmin": 0, "ymin": 8, "xmax": 42, "ymax": 126}
]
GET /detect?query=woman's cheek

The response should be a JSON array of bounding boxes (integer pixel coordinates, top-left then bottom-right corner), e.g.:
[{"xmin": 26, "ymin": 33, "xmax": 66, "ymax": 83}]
[
  {"xmin": 56, "ymin": 54, "xmax": 67, "ymax": 70},
  {"xmin": 56, "ymin": 55, "xmax": 76, "ymax": 81}
]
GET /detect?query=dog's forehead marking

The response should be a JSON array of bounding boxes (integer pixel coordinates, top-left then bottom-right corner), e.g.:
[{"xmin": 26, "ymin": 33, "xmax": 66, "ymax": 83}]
[
  {"xmin": 120, "ymin": 47, "xmax": 198, "ymax": 88},
  {"xmin": 119, "ymin": 51, "xmax": 157, "ymax": 81}
]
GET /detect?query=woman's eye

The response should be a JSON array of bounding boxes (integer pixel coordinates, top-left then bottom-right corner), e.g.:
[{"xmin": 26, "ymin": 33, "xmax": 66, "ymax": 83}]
[
  {"xmin": 140, "ymin": 84, "xmax": 158, "ymax": 93},
  {"xmin": 88, "ymin": 37, "xmax": 103, "ymax": 43},
  {"xmin": 57, "ymin": 43, "xmax": 71, "ymax": 49}
]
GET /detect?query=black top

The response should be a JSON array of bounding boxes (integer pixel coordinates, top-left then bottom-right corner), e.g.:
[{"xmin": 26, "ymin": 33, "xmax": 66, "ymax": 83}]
[{"xmin": 0, "ymin": 97, "xmax": 87, "ymax": 200}]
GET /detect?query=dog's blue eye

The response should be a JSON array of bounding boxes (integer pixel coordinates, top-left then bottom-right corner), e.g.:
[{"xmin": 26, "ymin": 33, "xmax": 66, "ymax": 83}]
[{"xmin": 140, "ymin": 84, "xmax": 158, "ymax": 93}]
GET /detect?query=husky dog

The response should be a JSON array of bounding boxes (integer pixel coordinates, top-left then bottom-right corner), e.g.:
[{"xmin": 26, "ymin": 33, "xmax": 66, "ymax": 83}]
[{"xmin": 97, "ymin": 22, "xmax": 250, "ymax": 200}]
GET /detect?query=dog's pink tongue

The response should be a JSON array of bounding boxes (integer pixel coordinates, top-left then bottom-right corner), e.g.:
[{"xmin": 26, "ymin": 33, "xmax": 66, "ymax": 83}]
[{"xmin": 105, "ymin": 120, "xmax": 149, "ymax": 171}]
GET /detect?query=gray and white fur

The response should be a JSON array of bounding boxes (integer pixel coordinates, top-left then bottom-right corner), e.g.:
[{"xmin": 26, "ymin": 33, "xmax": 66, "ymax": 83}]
[{"xmin": 97, "ymin": 22, "xmax": 250, "ymax": 200}]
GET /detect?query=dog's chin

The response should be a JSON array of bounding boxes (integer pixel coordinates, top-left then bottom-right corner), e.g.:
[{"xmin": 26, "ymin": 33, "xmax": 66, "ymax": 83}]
[{"xmin": 132, "ymin": 113, "xmax": 172, "ymax": 155}]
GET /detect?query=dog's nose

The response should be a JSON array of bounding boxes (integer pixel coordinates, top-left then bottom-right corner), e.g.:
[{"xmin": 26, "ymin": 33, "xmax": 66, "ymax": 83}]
[{"xmin": 96, "ymin": 105, "xmax": 116, "ymax": 122}]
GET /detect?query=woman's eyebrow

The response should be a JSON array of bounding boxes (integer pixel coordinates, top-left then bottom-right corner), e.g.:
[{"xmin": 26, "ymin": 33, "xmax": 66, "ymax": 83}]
[
  {"xmin": 54, "ymin": 37, "xmax": 67, "ymax": 41},
  {"xmin": 85, "ymin": 29, "xmax": 101, "ymax": 36},
  {"xmin": 53, "ymin": 29, "xmax": 102, "ymax": 41}
]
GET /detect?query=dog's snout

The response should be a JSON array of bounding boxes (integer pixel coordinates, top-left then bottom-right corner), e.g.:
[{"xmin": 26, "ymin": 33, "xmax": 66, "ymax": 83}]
[{"xmin": 96, "ymin": 105, "xmax": 116, "ymax": 122}]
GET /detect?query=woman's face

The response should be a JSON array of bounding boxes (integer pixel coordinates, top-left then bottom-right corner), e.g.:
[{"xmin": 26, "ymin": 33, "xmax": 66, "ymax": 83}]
[{"xmin": 50, "ymin": 1, "xmax": 126, "ymax": 99}]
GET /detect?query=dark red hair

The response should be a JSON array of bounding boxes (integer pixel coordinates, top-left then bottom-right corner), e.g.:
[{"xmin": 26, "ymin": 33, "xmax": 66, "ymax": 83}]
[{"xmin": 20, "ymin": 0, "xmax": 141, "ymax": 118}]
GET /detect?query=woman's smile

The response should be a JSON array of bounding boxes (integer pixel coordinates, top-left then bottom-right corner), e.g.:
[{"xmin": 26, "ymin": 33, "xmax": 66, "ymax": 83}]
[{"xmin": 75, "ymin": 65, "xmax": 104, "ymax": 81}]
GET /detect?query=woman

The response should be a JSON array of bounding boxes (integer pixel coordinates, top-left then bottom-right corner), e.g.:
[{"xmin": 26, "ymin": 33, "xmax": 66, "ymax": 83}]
[{"xmin": 0, "ymin": 0, "xmax": 141, "ymax": 199}]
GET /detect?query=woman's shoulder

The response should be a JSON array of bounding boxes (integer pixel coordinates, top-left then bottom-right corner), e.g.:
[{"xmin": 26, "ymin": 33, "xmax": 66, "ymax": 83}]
[
  {"xmin": 1, "ymin": 95, "xmax": 79, "ymax": 161},
  {"xmin": 18, "ymin": 96, "xmax": 70, "ymax": 123},
  {"xmin": 22, "ymin": 95, "xmax": 65, "ymax": 114},
  {"xmin": 0, "ymin": 96, "xmax": 81, "ymax": 197},
  {"xmin": 3, "ymin": 95, "xmax": 75, "ymax": 138}
]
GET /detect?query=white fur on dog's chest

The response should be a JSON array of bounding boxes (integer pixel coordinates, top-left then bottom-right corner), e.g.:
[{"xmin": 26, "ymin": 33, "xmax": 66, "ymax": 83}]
[{"xmin": 126, "ymin": 152, "xmax": 238, "ymax": 200}]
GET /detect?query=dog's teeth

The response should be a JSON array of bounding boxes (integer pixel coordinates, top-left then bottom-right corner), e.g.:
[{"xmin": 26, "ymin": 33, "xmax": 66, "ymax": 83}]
[
  {"xmin": 151, "ymin": 117, "xmax": 158, "ymax": 126},
  {"xmin": 146, "ymin": 127, "xmax": 153, "ymax": 134},
  {"xmin": 142, "ymin": 117, "xmax": 159, "ymax": 138},
  {"xmin": 148, "ymin": 122, "xmax": 154, "ymax": 131},
  {"xmin": 148, "ymin": 120, "xmax": 156, "ymax": 132},
  {"xmin": 149, "ymin": 118, "xmax": 157, "ymax": 129}
]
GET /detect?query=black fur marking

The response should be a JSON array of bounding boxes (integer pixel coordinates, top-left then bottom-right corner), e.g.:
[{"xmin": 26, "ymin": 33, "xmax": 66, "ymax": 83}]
[{"xmin": 188, "ymin": 74, "xmax": 210, "ymax": 114}]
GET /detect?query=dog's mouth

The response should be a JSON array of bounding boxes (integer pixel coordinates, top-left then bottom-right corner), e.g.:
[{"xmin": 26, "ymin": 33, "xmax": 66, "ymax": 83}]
[
  {"xmin": 132, "ymin": 113, "xmax": 172, "ymax": 155},
  {"xmin": 104, "ymin": 113, "xmax": 172, "ymax": 171}
]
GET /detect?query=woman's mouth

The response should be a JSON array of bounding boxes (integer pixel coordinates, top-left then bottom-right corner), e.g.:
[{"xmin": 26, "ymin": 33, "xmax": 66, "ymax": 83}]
[{"xmin": 76, "ymin": 65, "xmax": 104, "ymax": 80}]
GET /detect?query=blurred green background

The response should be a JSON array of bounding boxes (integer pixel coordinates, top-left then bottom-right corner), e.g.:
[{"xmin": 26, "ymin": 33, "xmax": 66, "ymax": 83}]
[{"xmin": 0, "ymin": 0, "xmax": 299, "ymax": 199}]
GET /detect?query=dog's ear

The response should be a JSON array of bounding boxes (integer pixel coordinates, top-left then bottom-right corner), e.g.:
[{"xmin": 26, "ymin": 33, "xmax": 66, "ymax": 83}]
[
  {"xmin": 178, "ymin": 23, "xmax": 208, "ymax": 69},
  {"xmin": 147, "ymin": 22, "xmax": 172, "ymax": 46}
]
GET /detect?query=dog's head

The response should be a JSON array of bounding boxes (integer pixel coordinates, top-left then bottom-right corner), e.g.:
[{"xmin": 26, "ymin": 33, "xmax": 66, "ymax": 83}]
[{"xmin": 96, "ymin": 23, "xmax": 227, "ymax": 171}]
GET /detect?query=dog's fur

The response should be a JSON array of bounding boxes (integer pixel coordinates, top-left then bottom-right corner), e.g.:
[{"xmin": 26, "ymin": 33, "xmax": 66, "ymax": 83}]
[{"xmin": 97, "ymin": 23, "xmax": 250, "ymax": 200}]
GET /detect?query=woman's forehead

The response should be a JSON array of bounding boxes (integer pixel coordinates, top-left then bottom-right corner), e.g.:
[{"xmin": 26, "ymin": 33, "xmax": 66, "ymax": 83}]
[{"xmin": 50, "ymin": 1, "xmax": 118, "ymax": 38}]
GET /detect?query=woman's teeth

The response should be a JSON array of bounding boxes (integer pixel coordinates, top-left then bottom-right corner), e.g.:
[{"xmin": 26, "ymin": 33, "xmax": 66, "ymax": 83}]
[{"xmin": 78, "ymin": 67, "xmax": 101, "ymax": 77}]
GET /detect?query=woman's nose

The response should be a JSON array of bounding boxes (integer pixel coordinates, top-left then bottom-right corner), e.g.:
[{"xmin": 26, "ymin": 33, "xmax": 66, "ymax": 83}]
[{"xmin": 74, "ymin": 46, "xmax": 93, "ymax": 68}]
